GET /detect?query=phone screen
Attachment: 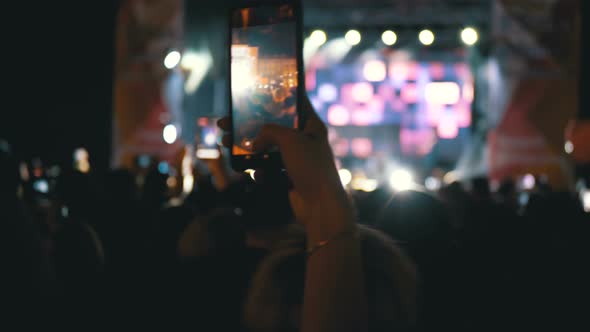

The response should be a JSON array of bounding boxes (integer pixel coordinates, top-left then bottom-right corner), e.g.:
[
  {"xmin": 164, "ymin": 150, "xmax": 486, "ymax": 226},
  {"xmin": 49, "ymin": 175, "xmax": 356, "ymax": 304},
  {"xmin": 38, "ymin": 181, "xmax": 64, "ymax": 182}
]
[
  {"xmin": 196, "ymin": 117, "xmax": 221, "ymax": 160},
  {"xmin": 230, "ymin": 3, "xmax": 299, "ymax": 157}
]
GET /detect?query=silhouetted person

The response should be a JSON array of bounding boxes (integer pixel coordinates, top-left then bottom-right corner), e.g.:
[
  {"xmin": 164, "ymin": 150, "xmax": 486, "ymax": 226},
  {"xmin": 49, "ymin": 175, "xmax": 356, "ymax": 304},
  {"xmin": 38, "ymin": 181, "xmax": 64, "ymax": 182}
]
[{"xmin": 0, "ymin": 140, "xmax": 55, "ymax": 319}]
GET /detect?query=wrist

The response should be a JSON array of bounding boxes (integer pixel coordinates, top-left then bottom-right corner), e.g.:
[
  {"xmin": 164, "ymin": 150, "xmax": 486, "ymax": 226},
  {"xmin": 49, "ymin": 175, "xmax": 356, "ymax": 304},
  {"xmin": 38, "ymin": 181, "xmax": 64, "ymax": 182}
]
[{"xmin": 304, "ymin": 190, "xmax": 356, "ymax": 244}]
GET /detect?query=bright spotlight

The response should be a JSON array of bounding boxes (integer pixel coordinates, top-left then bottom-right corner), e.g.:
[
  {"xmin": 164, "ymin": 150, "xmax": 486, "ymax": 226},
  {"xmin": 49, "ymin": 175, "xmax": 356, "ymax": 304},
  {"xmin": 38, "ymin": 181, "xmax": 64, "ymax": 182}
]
[
  {"xmin": 461, "ymin": 27, "xmax": 479, "ymax": 46},
  {"xmin": 339, "ymin": 169, "xmax": 353, "ymax": 187},
  {"xmin": 158, "ymin": 162, "xmax": 170, "ymax": 175},
  {"xmin": 310, "ymin": 30, "xmax": 327, "ymax": 46},
  {"xmin": 183, "ymin": 175, "xmax": 195, "ymax": 194},
  {"xmin": 425, "ymin": 177, "xmax": 441, "ymax": 191},
  {"xmin": 419, "ymin": 29, "xmax": 435, "ymax": 46},
  {"xmin": 33, "ymin": 180, "xmax": 49, "ymax": 194},
  {"xmin": 345, "ymin": 30, "xmax": 361, "ymax": 46},
  {"xmin": 565, "ymin": 141, "xmax": 574, "ymax": 154},
  {"xmin": 381, "ymin": 30, "xmax": 397, "ymax": 46},
  {"xmin": 390, "ymin": 169, "xmax": 414, "ymax": 192},
  {"xmin": 351, "ymin": 178, "xmax": 379, "ymax": 192},
  {"xmin": 583, "ymin": 191, "xmax": 590, "ymax": 212},
  {"xmin": 522, "ymin": 174, "xmax": 536, "ymax": 190},
  {"xmin": 164, "ymin": 51, "xmax": 181, "ymax": 69},
  {"xmin": 163, "ymin": 124, "xmax": 178, "ymax": 144},
  {"xmin": 363, "ymin": 60, "xmax": 387, "ymax": 82}
]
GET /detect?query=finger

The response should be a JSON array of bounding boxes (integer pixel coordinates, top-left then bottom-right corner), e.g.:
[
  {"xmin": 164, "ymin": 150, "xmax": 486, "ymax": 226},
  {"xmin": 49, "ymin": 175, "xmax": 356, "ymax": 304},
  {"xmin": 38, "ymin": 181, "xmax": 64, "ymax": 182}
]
[
  {"xmin": 217, "ymin": 117, "xmax": 231, "ymax": 132},
  {"xmin": 222, "ymin": 134, "xmax": 232, "ymax": 148},
  {"xmin": 252, "ymin": 123, "xmax": 298, "ymax": 153},
  {"xmin": 301, "ymin": 94, "xmax": 328, "ymax": 139}
]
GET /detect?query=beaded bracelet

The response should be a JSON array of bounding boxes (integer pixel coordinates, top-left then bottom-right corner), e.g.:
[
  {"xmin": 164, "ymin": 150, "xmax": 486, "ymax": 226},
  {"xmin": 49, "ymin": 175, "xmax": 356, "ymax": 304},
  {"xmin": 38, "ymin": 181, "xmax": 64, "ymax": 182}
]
[{"xmin": 306, "ymin": 228, "xmax": 360, "ymax": 257}]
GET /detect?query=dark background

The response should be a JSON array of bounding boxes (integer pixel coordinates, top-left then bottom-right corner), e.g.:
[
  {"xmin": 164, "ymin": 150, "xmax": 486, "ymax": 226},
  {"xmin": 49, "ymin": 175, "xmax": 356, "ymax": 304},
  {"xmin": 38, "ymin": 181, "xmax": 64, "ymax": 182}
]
[{"xmin": 1, "ymin": 1, "xmax": 120, "ymax": 170}]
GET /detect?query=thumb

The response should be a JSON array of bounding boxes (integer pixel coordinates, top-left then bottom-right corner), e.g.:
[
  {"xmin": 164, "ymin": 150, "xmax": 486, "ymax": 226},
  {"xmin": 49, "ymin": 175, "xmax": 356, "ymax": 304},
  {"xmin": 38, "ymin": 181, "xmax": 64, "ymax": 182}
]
[{"xmin": 252, "ymin": 124, "xmax": 298, "ymax": 153}]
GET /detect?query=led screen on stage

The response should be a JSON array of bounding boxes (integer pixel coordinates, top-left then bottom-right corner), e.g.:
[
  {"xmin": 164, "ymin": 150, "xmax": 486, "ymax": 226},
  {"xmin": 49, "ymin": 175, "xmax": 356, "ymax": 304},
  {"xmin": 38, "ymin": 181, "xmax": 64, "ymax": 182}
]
[{"xmin": 306, "ymin": 59, "xmax": 474, "ymax": 161}]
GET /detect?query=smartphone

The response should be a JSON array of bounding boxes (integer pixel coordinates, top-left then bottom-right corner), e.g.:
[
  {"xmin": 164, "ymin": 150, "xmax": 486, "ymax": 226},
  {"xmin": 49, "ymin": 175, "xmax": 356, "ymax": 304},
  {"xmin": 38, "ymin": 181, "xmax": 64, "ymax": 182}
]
[
  {"xmin": 196, "ymin": 117, "xmax": 221, "ymax": 160},
  {"xmin": 229, "ymin": 0, "xmax": 305, "ymax": 171}
]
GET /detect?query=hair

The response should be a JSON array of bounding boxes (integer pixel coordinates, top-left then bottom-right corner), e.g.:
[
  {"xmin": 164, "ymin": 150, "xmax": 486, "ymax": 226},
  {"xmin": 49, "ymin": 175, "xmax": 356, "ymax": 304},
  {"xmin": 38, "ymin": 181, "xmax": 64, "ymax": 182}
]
[{"xmin": 243, "ymin": 225, "xmax": 417, "ymax": 332}]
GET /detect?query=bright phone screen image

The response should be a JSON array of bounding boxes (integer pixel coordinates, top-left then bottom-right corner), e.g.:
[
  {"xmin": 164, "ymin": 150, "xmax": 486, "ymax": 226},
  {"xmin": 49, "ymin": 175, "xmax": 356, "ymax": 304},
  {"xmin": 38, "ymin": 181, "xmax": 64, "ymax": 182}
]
[
  {"xmin": 196, "ymin": 118, "xmax": 221, "ymax": 159},
  {"xmin": 231, "ymin": 4, "xmax": 299, "ymax": 156}
]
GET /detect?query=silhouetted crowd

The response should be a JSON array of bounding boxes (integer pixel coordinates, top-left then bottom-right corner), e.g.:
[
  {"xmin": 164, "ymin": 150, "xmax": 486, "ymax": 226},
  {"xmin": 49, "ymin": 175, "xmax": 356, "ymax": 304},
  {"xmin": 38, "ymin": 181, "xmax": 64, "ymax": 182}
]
[{"xmin": 2, "ymin": 138, "xmax": 589, "ymax": 331}]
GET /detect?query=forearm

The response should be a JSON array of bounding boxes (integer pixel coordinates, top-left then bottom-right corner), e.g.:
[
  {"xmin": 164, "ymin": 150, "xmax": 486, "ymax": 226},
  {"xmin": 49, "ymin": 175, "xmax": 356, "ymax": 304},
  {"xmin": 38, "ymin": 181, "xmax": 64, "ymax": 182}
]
[{"xmin": 302, "ymin": 206, "xmax": 368, "ymax": 332}]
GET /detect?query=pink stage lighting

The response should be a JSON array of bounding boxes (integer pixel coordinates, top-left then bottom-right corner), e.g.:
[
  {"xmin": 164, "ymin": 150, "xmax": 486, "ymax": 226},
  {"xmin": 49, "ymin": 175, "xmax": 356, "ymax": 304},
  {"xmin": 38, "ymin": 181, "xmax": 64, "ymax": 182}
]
[
  {"xmin": 363, "ymin": 60, "xmax": 387, "ymax": 82},
  {"xmin": 351, "ymin": 82, "xmax": 374, "ymax": 103},
  {"xmin": 327, "ymin": 104, "xmax": 350, "ymax": 126},
  {"xmin": 351, "ymin": 138, "xmax": 373, "ymax": 158},
  {"xmin": 437, "ymin": 113, "xmax": 459, "ymax": 139}
]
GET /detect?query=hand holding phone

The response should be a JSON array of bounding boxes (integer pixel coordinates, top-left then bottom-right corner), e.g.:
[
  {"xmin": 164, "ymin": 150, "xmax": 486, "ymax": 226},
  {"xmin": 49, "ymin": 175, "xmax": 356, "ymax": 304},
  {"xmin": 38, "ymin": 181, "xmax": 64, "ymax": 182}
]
[
  {"xmin": 219, "ymin": 96, "xmax": 352, "ymax": 235},
  {"xmin": 229, "ymin": 0, "xmax": 304, "ymax": 171}
]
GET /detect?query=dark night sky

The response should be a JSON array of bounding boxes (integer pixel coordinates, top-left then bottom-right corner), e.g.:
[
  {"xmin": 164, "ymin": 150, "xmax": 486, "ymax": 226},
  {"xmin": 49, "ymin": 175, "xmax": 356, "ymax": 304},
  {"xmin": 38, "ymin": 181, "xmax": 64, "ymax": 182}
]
[{"xmin": 2, "ymin": 1, "xmax": 119, "ymax": 170}]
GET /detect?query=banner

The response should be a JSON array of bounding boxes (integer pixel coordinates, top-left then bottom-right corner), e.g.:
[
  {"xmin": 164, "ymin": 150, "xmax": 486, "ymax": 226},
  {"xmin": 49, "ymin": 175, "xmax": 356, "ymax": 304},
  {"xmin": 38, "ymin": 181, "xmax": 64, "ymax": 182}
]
[
  {"xmin": 488, "ymin": 0, "xmax": 580, "ymax": 189},
  {"xmin": 113, "ymin": 0, "xmax": 184, "ymax": 168}
]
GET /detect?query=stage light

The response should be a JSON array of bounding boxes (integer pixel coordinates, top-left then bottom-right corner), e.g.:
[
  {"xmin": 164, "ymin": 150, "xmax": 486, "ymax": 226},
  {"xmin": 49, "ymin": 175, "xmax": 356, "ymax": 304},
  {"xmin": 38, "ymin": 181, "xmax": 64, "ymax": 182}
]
[
  {"xmin": 351, "ymin": 138, "xmax": 373, "ymax": 158},
  {"xmin": 523, "ymin": 174, "xmax": 536, "ymax": 190},
  {"xmin": 461, "ymin": 27, "xmax": 479, "ymax": 46},
  {"xmin": 351, "ymin": 82, "xmax": 374, "ymax": 103},
  {"xmin": 73, "ymin": 148, "xmax": 91, "ymax": 173},
  {"xmin": 352, "ymin": 178, "xmax": 379, "ymax": 192},
  {"xmin": 310, "ymin": 30, "xmax": 327, "ymax": 46},
  {"xmin": 163, "ymin": 124, "xmax": 178, "ymax": 144},
  {"xmin": 565, "ymin": 141, "xmax": 574, "ymax": 154},
  {"xmin": 33, "ymin": 180, "xmax": 49, "ymax": 194},
  {"xmin": 164, "ymin": 51, "xmax": 181, "ymax": 69},
  {"xmin": 78, "ymin": 161, "xmax": 90, "ymax": 174},
  {"xmin": 339, "ymin": 169, "xmax": 352, "ymax": 187},
  {"xmin": 425, "ymin": 177, "xmax": 442, "ymax": 191},
  {"xmin": 463, "ymin": 82, "xmax": 475, "ymax": 103},
  {"xmin": 381, "ymin": 30, "xmax": 397, "ymax": 46},
  {"xmin": 167, "ymin": 176, "xmax": 178, "ymax": 188},
  {"xmin": 583, "ymin": 191, "xmax": 590, "ymax": 212},
  {"xmin": 183, "ymin": 175, "xmax": 194, "ymax": 194},
  {"xmin": 419, "ymin": 29, "xmax": 435, "ymax": 46},
  {"xmin": 327, "ymin": 104, "xmax": 350, "ymax": 126},
  {"xmin": 158, "ymin": 162, "xmax": 170, "ymax": 175},
  {"xmin": 438, "ymin": 115, "xmax": 459, "ymax": 139},
  {"xmin": 318, "ymin": 83, "xmax": 338, "ymax": 102},
  {"xmin": 425, "ymin": 82, "xmax": 461, "ymax": 105},
  {"xmin": 318, "ymin": 38, "xmax": 353, "ymax": 64},
  {"xmin": 74, "ymin": 148, "xmax": 89, "ymax": 162},
  {"xmin": 345, "ymin": 30, "xmax": 361, "ymax": 46},
  {"xmin": 390, "ymin": 169, "xmax": 414, "ymax": 192},
  {"xmin": 363, "ymin": 60, "xmax": 387, "ymax": 82}
]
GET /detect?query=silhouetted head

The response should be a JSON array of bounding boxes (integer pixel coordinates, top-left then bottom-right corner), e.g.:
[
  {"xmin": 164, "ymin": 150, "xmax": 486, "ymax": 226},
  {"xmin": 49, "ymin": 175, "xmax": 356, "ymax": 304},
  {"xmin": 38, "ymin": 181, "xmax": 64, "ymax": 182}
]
[
  {"xmin": 229, "ymin": 172, "xmax": 294, "ymax": 232},
  {"xmin": 471, "ymin": 176, "xmax": 491, "ymax": 199},
  {"xmin": 0, "ymin": 139, "xmax": 19, "ymax": 199},
  {"xmin": 497, "ymin": 178, "xmax": 516, "ymax": 198},
  {"xmin": 104, "ymin": 168, "xmax": 137, "ymax": 203},
  {"xmin": 376, "ymin": 189, "xmax": 453, "ymax": 258},
  {"xmin": 141, "ymin": 168, "xmax": 169, "ymax": 207},
  {"xmin": 55, "ymin": 170, "xmax": 97, "ymax": 220}
]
